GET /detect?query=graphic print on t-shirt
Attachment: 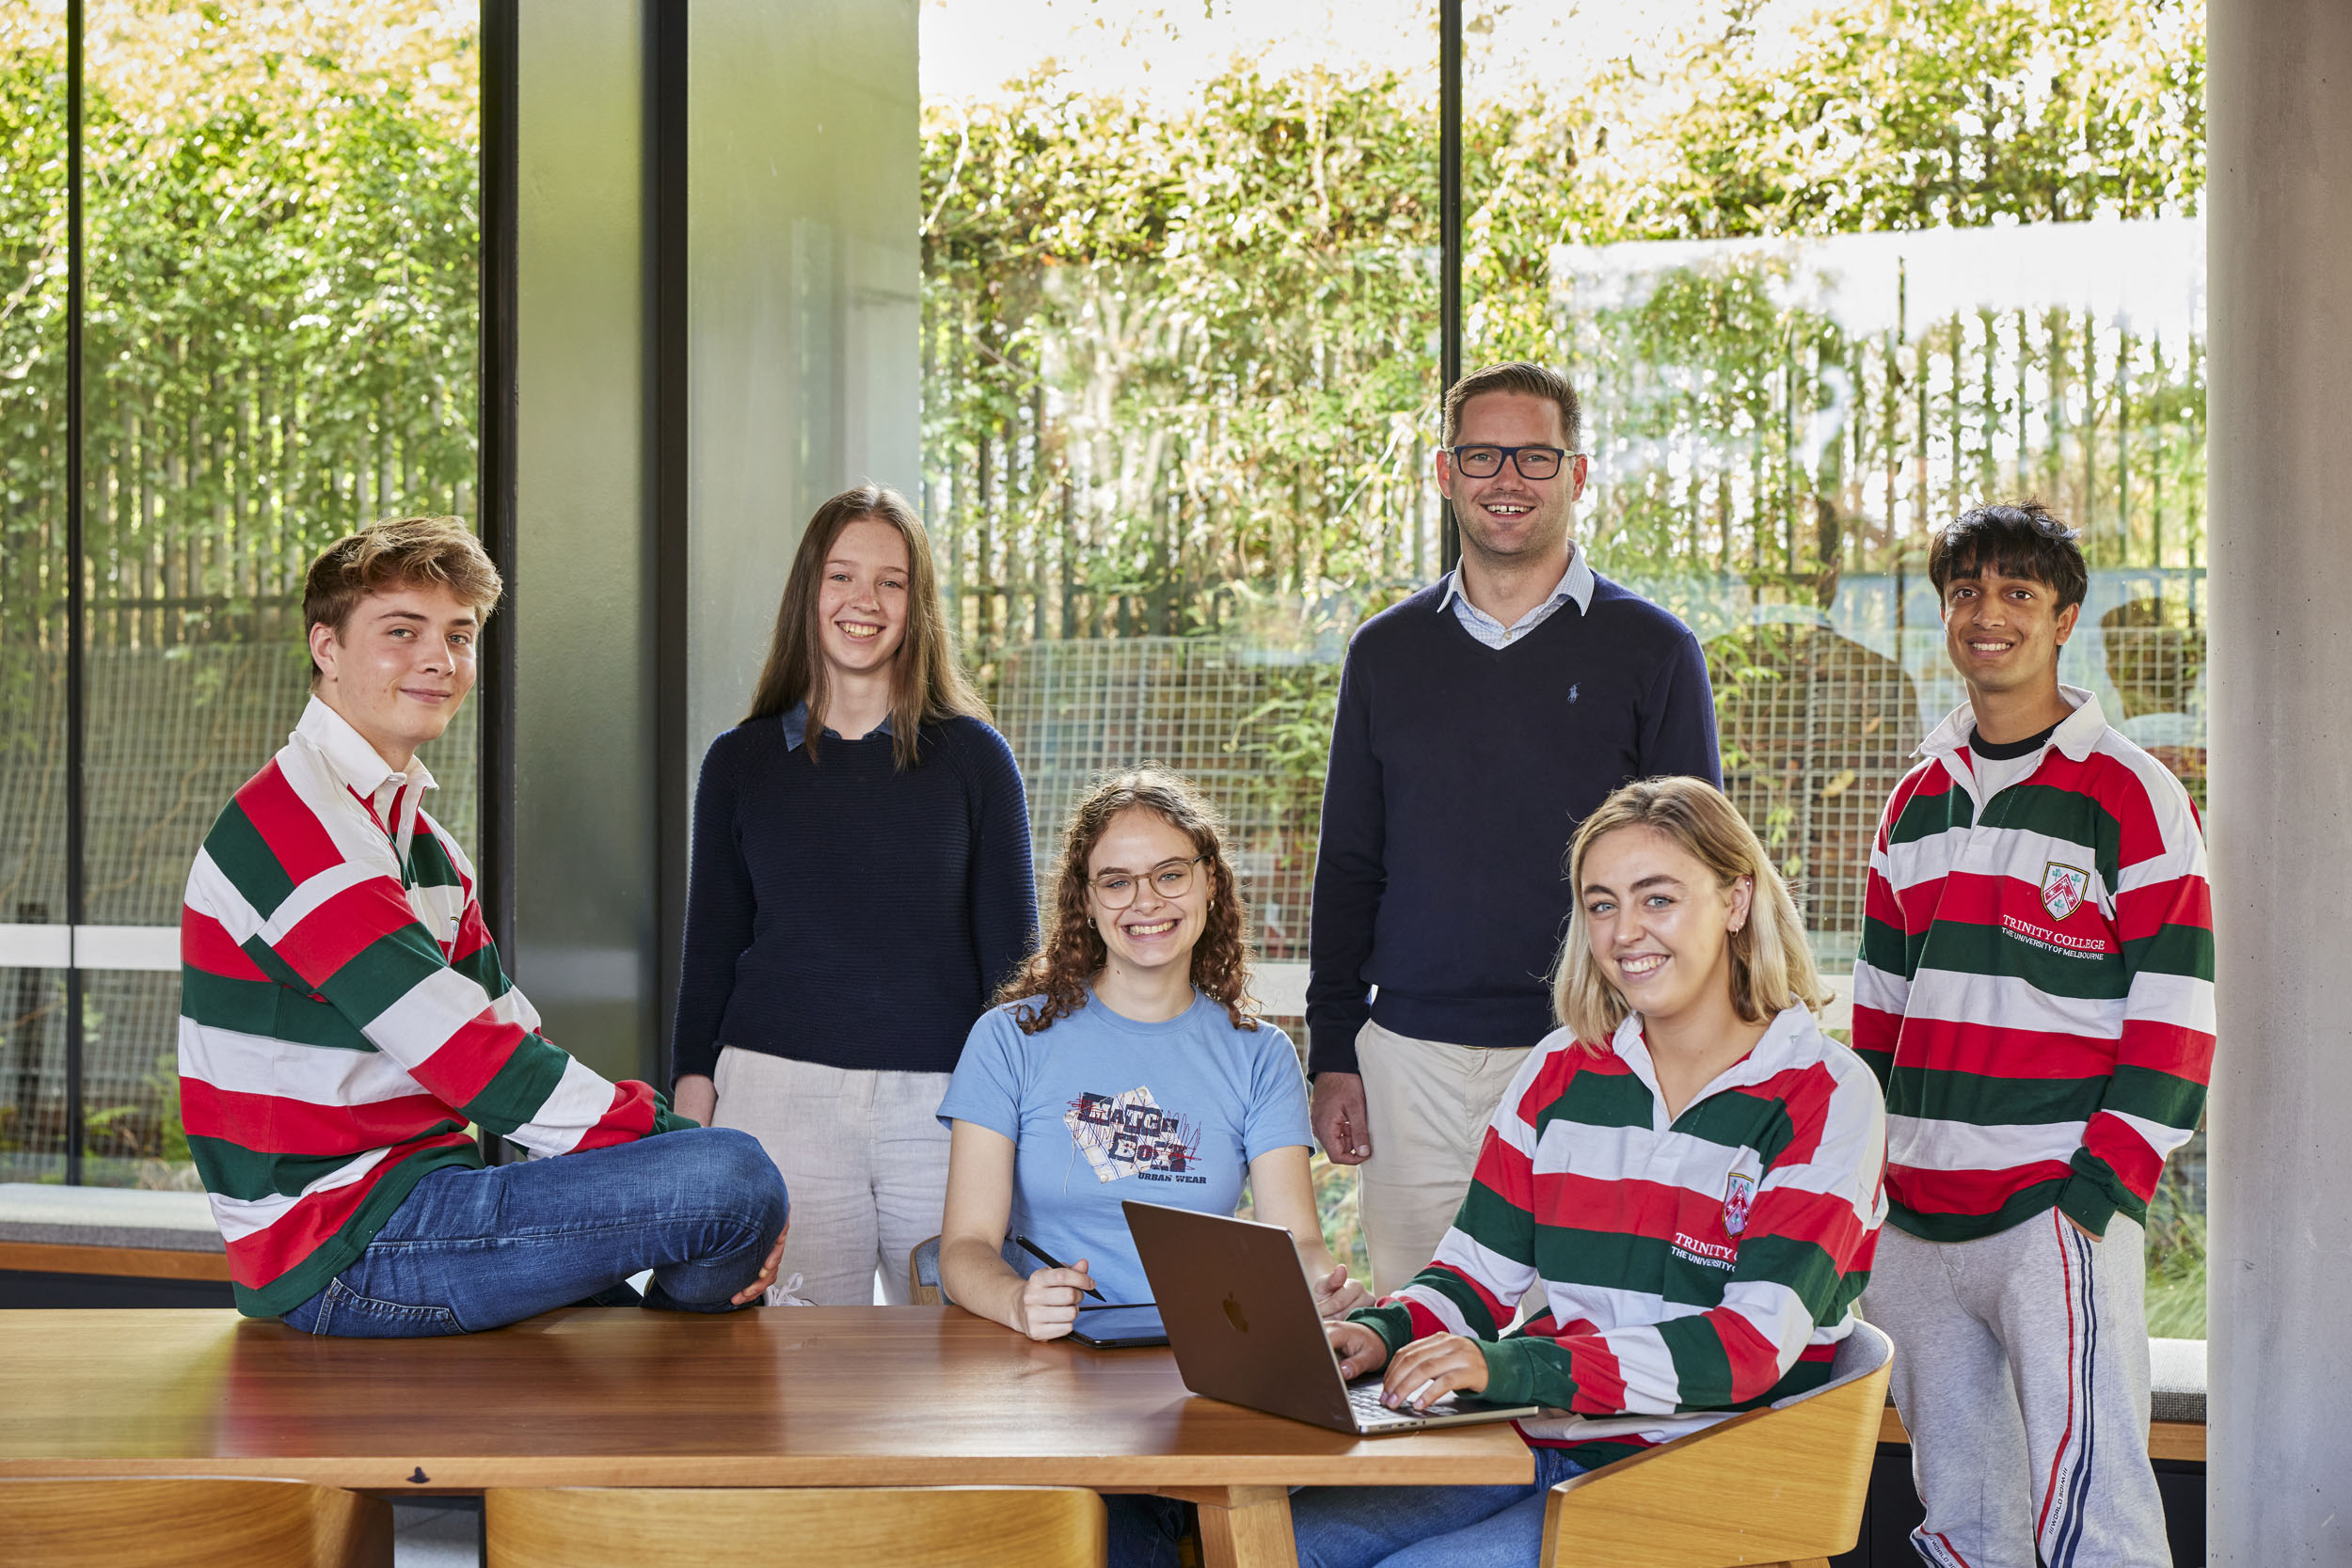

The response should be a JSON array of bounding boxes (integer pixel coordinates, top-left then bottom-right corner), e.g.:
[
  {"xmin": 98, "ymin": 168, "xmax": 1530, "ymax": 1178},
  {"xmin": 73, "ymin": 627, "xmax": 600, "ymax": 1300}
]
[{"xmin": 1064, "ymin": 1086, "xmax": 1207, "ymax": 1185}]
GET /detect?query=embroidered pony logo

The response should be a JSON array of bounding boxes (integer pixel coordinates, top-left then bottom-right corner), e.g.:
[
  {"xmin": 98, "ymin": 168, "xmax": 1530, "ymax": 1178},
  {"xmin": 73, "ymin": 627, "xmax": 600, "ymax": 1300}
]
[
  {"xmin": 1723, "ymin": 1172, "xmax": 1756, "ymax": 1237},
  {"xmin": 2040, "ymin": 861, "xmax": 2090, "ymax": 922}
]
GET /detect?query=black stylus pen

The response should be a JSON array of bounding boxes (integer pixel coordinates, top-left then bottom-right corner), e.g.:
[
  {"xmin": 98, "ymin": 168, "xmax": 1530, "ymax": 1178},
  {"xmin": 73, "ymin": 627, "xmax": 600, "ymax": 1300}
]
[{"xmin": 1012, "ymin": 1234, "xmax": 1107, "ymax": 1301}]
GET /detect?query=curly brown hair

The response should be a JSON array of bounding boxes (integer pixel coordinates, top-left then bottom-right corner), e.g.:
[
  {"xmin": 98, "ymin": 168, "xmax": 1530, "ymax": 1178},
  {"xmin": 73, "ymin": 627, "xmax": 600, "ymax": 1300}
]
[{"xmin": 996, "ymin": 768, "xmax": 1262, "ymax": 1035}]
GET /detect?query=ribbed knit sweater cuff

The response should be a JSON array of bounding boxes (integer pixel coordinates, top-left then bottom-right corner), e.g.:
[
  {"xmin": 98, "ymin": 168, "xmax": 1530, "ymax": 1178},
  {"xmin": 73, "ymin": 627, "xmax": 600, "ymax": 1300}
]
[
  {"xmin": 2058, "ymin": 1166, "xmax": 2123, "ymax": 1238},
  {"xmin": 1305, "ymin": 1016, "xmax": 1367, "ymax": 1076},
  {"xmin": 1477, "ymin": 1336, "xmax": 1559, "ymax": 1408}
]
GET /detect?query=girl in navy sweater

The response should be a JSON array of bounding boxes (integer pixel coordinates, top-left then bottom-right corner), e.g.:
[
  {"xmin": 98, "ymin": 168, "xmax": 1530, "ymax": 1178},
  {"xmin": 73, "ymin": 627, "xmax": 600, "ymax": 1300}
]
[{"xmin": 672, "ymin": 484, "xmax": 1036, "ymax": 1305}]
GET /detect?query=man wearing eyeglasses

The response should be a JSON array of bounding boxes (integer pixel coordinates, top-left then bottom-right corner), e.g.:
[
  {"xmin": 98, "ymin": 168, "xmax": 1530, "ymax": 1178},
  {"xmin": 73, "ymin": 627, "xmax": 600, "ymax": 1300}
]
[{"xmin": 1307, "ymin": 360, "xmax": 1722, "ymax": 1293}]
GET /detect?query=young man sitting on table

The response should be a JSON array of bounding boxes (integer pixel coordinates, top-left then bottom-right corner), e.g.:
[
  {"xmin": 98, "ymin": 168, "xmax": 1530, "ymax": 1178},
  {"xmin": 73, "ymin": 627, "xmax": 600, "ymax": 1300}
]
[
  {"xmin": 1293, "ymin": 778, "xmax": 1887, "ymax": 1568},
  {"xmin": 178, "ymin": 515, "xmax": 789, "ymax": 1335}
]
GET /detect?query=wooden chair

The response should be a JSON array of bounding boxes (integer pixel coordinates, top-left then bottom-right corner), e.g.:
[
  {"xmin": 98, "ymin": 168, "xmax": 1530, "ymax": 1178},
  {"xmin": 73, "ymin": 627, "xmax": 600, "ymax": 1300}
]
[
  {"xmin": 1540, "ymin": 1320, "xmax": 1894, "ymax": 1568},
  {"xmin": 0, "ymin": 1477, "xmax": 390, "ymax": 1567},
  {"xmin": 485, "ymin": 1485, "xmax": 1104, "ymax": 1568},
  {"xmin": 910, "ymin": 1233, "xmax": 945, "ymax": 1306}
]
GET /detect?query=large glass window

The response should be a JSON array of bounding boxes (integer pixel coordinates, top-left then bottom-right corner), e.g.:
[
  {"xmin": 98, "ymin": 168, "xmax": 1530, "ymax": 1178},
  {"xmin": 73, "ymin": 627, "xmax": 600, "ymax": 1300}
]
[
  {"xmin": 921, "ymin": 0, "xmax": 1441, "ymax": 995},
  {"xmin": 922, "ymin": 0, "xmax": 1441, "ymax": 1275},
  {"xmin": 925, "ymin": 0, "xmax": 2209, "ymax": 1330},
  {"xmin": 0, "ymin": 2, "xmax": 482, "ymax": 1188},
  {"xmin": 1465, "ymin": 0, "xmax": 2207, "ymax": 1335},
  {"xmin": 0, "ymin": 2, "xmax": 71, "ymax": 1183}
]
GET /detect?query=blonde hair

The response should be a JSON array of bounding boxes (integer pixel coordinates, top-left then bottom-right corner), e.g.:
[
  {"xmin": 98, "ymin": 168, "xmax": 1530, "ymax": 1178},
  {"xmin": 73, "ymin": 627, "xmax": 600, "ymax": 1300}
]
[
  {"xmin": 743, "ymin": 484, "xmax": 988, "ymax": 769},
  {"xmin": 1551, "ymin": 776, "xmax": 1830, "ymax": 1045},
  {"xmin": 302, "ymin": 515, "xmax": 502, "ymax": 684}
]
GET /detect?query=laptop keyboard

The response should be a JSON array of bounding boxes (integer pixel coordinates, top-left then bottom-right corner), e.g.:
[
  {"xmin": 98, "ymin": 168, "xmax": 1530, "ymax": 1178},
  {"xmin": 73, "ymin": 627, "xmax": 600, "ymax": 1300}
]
[{"xmin": 1346, "ymin": 1382, "xmax": 1439, "ymax": 1430}]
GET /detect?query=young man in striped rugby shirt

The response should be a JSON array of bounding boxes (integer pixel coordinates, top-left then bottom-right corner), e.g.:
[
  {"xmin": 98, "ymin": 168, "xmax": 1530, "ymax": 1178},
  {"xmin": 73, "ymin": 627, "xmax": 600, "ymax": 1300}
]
[
  {"xmin": 1854, "ymin": 502, "xmax": 2212, "ymax": 1567},
  {"xmin": 179, "ymin": 515, "xmax": 789, "ymax": 1335}
]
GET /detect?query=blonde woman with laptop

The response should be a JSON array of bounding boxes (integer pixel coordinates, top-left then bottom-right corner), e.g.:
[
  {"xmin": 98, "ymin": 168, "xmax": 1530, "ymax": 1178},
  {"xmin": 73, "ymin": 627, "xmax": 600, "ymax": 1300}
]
[{"xmin": 1292, "ymin": 777, "xmax": 1888, "ymax": 1568}]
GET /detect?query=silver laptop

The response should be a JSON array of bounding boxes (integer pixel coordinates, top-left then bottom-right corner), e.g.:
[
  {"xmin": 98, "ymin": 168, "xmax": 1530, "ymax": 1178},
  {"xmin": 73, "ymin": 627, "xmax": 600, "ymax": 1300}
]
[{"xmin": 1122, "ymin": 1200, "xmax": 1540, "ymax": 1435}]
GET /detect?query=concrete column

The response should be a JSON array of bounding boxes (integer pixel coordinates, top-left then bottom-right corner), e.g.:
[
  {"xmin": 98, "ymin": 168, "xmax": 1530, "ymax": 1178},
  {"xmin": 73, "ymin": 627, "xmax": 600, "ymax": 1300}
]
[
  {"xmin": 2207, "ymin": 1, "xmax": 2352, "ymax": 1560},
  {"xmin": 685, "ymin": 0, "xmax": 922, "ymax": 768},
  {"xmin": 510, "ymin": 0, "xmax": 659, "ymax": 1085},
  {"xmin": 504, "ymin": 0, "xmax": 920, "ymax": 1084}
]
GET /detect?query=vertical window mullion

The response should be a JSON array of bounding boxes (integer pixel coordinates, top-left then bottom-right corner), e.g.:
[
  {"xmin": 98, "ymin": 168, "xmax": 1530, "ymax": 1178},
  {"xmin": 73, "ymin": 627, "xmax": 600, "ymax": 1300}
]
[
  {"xmin": 63, "ymin": 0, "xmax": 87, "ymax": 1186},
  {"xmin": 1438, "ymin": 0, "xmax": 1462, "ymax": 575}
]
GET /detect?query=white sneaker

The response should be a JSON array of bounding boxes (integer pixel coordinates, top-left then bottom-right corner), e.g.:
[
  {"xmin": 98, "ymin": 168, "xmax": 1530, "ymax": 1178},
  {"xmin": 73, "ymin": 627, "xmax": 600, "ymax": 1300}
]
[{"xmin": 764, "ymin": 1272, "xmax": 815, "ymax": 1307}]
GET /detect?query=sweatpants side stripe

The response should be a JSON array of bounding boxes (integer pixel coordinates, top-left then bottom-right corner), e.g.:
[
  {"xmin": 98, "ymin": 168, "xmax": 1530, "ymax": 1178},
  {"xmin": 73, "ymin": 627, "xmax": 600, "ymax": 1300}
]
[
  {"xmin": 2036, "ymin": 1208, "xmax": 2082, "ymax": 1546},
  {"xmin": 1910, "ymin": 1527, "xmax": 1978, "ymax": 1568},
  {"xmin": 2052, "ymin": 1218, "xmax": 2101, "ymax": 1566}
]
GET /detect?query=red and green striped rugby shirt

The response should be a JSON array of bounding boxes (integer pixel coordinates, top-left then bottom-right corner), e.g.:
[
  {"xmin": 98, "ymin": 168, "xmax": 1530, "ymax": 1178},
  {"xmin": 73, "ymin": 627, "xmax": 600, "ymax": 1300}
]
[
  {"xmin": 1351, "ymin": 1006, "xmax": 1886, "ymax": 1468},
  {"xmin": 178, "ymin": 699, "xmax": 692, "ymax": 1317},
  {"xmin": 1851, "ymin": 688, "xmax": 2215, "ymax": 1243}
]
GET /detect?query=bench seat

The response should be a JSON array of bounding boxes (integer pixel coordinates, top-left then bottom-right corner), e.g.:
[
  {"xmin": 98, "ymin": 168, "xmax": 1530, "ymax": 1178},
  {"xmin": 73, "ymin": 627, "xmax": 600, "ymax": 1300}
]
[
  {"xmin": 1876, "ymin": 1336, "xmax": 2206, "ymax": 1462},
  {"xmin": 0, "ymin": 1183, "xmax": 230, "ymax": 1283}
]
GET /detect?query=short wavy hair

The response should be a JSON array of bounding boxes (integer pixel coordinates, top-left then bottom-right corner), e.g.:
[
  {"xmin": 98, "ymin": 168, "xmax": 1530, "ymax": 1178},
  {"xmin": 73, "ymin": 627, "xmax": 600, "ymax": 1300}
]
[
  {"xmin": 998, "ymin": 768, "xmax": 1261, "ymax": 1035},
  {"xmin": 302, "ymin": 515, "xmax": 502, "ymax": 685},
  {"xmin": 1551, "ymin": 776, "xmax": 1830, "ymax": 1046},
  {"xmin": 1442, "ymin": 360, "xmax": 1583, "ymax": 451}
]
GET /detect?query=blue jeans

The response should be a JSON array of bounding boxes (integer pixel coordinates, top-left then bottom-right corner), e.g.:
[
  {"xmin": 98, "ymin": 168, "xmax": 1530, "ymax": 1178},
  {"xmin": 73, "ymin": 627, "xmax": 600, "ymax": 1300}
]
[
  {"xmin": 280, "ymin": 1127, "xmax": 788, "ymax": 1337},
  {"xmin": 1291, "ymin": 1445, "xmax": 1589, "ymax": 1568}
]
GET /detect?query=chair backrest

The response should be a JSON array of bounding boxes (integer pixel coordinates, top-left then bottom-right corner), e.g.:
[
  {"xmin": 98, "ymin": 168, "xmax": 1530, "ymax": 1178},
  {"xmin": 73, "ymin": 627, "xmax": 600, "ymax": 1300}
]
[
  {"xmin": 910, "ymin": 1234, "xmax": 945, "ymax": 1306},
  {"xmin": 486, "ymin": 1486, "xmax": 1104, "ymax": 1568},
  {"xmin": 0, "ymin": 1478, "xmax": 390, "ymax": 1568},
  {"xmin": 1773, "ymin": 1315, "xmax": 1894, "ymax": 1406},
  {"xmin": 1540, "ymin": 1322, "xmax": 1895, "ymax": 1568}
]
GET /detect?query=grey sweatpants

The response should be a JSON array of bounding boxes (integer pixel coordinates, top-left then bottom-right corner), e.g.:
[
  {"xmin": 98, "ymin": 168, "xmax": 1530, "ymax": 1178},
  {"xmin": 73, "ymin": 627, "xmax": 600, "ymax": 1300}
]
[{"xmin": 1862, "ymin": 1210, "xmax": 2169, "ymax": 1568}]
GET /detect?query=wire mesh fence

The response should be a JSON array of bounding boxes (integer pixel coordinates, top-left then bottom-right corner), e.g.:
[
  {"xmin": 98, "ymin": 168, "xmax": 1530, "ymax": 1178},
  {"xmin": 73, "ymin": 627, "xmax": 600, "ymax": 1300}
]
[
  {"xmin": 986, "ymin": 589, "xmax": 2206, "ymax": 976},
  {"xmin": 993, "ymin": 637, "xmax": 1331, "ymax": 968}
]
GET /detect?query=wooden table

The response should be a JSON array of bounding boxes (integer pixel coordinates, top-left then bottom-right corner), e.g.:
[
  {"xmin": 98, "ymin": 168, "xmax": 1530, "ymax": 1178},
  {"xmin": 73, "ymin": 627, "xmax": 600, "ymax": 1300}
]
[{"xmin": 0, "ymin": 1307, "xmax": 1531, "ymax": 1567}]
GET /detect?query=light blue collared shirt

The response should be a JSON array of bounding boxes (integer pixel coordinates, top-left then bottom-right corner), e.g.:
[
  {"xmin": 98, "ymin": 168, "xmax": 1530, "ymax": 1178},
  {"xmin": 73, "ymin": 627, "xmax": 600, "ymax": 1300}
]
[
  {"xmin": 1436, "ymin": 547, "xmax": 1595, "ymax": 648},
  {"xmin": 781, "ymin": 699, "xmax": 896, "ymax": 751}
]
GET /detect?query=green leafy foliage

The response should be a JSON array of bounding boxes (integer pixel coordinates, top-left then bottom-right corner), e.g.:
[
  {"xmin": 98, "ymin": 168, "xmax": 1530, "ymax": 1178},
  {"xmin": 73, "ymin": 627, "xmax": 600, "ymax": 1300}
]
[
  {"xmin": 922, "ymin": 0, "xmax": 2207, "ymax": 673},
  {"xmin": 0, "ymin": 1, "xmax": 480, "ymax": 638}
]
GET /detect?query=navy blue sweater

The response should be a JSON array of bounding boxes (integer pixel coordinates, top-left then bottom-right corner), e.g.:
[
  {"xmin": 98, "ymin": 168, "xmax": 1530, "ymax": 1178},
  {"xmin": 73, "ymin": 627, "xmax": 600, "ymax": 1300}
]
[
  {"xmin": 673, "ymin": 714, "xmax": 1038, "ymax": 1080},
  {"xmin": 1305, "ymin": 575, "xmax": 1721, "ymax": 1072}
]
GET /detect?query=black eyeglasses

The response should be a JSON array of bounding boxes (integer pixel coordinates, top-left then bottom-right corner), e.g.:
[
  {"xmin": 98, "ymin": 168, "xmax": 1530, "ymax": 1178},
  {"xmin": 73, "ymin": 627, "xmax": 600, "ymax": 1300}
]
[{"xmin": 1447, "ymin": 444, "xmax": 1579, "ymax": 481}]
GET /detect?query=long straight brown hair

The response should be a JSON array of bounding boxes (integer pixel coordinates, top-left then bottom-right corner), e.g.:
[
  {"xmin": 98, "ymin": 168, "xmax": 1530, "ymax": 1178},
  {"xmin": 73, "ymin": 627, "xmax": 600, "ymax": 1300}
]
[{"xmin": 742, "ymin": 484, "xmax": 988, "ymax": 768}]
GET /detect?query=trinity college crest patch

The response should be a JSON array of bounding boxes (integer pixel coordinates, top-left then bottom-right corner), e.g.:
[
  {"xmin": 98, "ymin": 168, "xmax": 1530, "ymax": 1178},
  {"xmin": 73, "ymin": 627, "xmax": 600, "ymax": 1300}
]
[
  {"xmin": 1723, "ymin": 1172, "xmax": 1756, "ymax": 1237},
  {"xmin": 2041, "ymin": 861, "xmax": 2090, "ymax": 921}
]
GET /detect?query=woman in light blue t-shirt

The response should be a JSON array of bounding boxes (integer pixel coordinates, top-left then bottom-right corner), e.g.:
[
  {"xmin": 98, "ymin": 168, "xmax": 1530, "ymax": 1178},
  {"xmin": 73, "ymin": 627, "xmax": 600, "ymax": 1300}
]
[{"xmin": 938, "ymin": 768, "xmax": 1367, "ymax": 1337}]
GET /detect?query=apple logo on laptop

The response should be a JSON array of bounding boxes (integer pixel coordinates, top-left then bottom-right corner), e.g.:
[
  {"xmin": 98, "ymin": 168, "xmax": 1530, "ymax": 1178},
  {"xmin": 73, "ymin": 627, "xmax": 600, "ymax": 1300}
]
[{"xmin": 1221, "ymin": 1293, "xmax": 1249, "ymax": 1334}]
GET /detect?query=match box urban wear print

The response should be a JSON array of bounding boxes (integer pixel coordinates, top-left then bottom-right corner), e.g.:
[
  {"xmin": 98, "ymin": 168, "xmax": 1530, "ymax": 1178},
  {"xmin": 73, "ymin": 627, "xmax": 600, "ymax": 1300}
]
[
  {"xmin": 178, "ymin": 699, "xmax": 690, "ymax": 1317},
  {"xmin": 1349, "ymin": 1006, "xmax": 1886, "ymax": 1471},
  {"xmin": 1851, "ymin": 689, "xmax": 2216, "ymax": 1243}
]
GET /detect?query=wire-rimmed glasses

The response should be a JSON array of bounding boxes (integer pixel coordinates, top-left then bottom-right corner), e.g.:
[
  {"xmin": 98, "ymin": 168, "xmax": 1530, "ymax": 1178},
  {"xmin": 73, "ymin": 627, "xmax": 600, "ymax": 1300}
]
[
  {"xmin": 1447, "ymin": 444, "xmax": 1579, "ymax": 480},
  {"xmin": 1089, "ymin": 854, "xmax": 1210, "ymax": 909}
]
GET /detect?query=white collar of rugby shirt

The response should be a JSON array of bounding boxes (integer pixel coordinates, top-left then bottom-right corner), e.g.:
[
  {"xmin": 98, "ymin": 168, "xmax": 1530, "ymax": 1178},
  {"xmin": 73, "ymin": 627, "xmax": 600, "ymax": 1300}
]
[
  {"xmin": 1606, "ymin": 1004, "xmax": 1826, "ymax": 1128},
  {"xmin": 1916, "ymin": 683, "xmax": 2106, "ymax": 774},
  {"xmin": 293, "ymin": 694, "xmax": 437, "ymax": 856}
]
